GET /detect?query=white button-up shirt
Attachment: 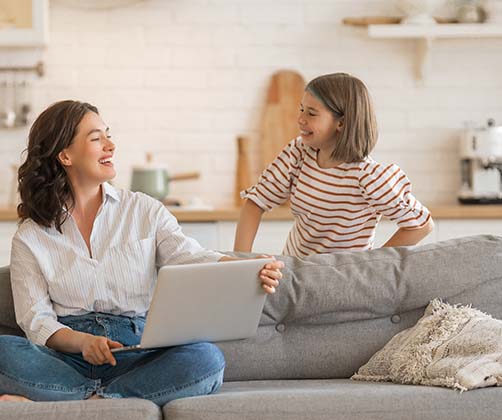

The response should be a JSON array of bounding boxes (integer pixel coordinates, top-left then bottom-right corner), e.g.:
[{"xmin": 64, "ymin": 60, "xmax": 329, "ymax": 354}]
[{"xmin": 10, "ymin": 183, "xmax": 224, "ymax": 346}]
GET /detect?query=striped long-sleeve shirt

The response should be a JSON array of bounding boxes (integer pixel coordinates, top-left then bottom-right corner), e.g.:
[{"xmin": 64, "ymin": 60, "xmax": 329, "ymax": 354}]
[
  {"xmin": 242, "ymin": 137, "xmax": 431, "ymax": 258},
  {"xmin": 10, "ymin": 182, "xmax": 224, "ymax": 346}
]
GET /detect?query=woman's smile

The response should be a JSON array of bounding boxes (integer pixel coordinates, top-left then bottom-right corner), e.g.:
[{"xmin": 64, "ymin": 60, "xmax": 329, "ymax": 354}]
[{"xmin": 98, "ymin": 155, "xmax": 114, "ymax": 167}]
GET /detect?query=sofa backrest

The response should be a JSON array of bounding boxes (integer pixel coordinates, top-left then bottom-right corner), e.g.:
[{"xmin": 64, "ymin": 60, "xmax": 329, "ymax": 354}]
[
  {"xmin": 1, "ymin": 235, "xmax": 501, "ymax": 381},
  {"xmin": 0, "ymin": 266, "xmax": 24, "ymax": 336},
  {"xmin": 218, "ymin": 235, "xmax": 502, "ymax": 381}
]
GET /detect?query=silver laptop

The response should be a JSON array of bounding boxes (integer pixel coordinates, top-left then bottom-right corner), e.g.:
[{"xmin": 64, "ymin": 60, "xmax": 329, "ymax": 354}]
[{"xmin": 112, "ymin": 258, "xmax": 273, "ymax": 352}]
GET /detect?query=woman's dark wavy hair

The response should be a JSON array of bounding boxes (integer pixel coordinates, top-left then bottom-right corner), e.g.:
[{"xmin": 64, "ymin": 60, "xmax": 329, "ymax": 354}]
[{"xmin": 17, "ymin": 100, "xmax": 98, "ymax": 232}]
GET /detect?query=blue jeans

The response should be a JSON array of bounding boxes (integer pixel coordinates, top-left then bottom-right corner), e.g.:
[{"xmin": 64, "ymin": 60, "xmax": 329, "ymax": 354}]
[{"xmin": 0, "ymin": 313, "xmax": 225, "ymax": 405}]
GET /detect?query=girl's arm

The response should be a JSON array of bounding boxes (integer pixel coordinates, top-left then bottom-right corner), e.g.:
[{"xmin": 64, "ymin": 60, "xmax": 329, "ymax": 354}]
[
  {"xmin": 359, "ymin": 162, "xmax": 433, "ymax": 248},
  {"xmin": 235, "ymin": 139, "xmax": 303, "ymax": 252},
  {"xmin": 234, "ymin": 199, "xmax": 265, "ymax": 252},
  {"xmin": 382, "ymin": 218, "xmax": 434, "ymax": 247}
]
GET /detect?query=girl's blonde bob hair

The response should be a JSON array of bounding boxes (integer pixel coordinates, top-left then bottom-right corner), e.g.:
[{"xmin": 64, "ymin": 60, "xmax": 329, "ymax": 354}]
[{"xmin": 305, "ymin": 73, "xmax": 378, "ymax": 163}]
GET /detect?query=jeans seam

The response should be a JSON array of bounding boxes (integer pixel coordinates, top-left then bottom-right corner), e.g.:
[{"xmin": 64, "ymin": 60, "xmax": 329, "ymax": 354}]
[
  {"xmin": 0, "ymin": 365, "xmax": 98, "ymax": 394},
  {"xmin": 83, "ymin": 380, "xmax": 101, "ymax": 399},
  {"xmin": 142, "ymin": 362, "xmax": 225, "ymax": 400},
  {"xmin": 100, "ymin": 361, "xmax": 225, "ymax": 400}
]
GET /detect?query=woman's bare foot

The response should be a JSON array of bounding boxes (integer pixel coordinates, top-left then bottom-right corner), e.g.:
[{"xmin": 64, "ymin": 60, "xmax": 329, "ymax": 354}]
[
  {"xmin": 0, "ymin": 394, "xmax": 33, "ymax": 402},
  {"xmin": 88, "ymin": 394, "xmax": 103, "ymax": 400}
]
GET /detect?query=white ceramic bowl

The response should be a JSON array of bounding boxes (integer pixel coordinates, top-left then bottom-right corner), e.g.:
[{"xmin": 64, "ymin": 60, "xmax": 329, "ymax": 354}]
[{"xmin": 396, "ymin": 0, "xmax": 444, "ymax": 24}]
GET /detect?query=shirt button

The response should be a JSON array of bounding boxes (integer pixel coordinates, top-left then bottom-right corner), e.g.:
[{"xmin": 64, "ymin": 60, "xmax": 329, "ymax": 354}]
[
  {"xmin": 391, "ymin": 314, "xmax": 401, "ymax": 324},
  {"xmin": 276, "ymin": 323, "xmax": 286, "ymax": 333}
]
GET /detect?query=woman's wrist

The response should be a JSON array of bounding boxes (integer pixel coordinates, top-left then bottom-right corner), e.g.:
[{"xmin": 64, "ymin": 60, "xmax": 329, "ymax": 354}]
[{"xmin": 47, "ymin": 328, "xmax": 90, "ymax": 354}]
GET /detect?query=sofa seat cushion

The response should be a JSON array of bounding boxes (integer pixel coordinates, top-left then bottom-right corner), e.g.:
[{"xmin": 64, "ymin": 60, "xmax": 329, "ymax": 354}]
[
  {"xmin": 164, "ymin": 379, "xmax": 502, "ymax": 420},
  {"xmin": 0, "ymin": 398, "xmax": 161, "ymax": 420}
]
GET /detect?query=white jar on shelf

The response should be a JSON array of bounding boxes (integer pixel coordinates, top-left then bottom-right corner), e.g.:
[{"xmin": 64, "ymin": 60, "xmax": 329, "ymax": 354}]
[
  {"xmin": 483, "ymin": 0, "xmax": 502, "ymax": 23},
  {"xmin": 396, "ymin": 0, "xmax": 445, "ymax": 24},
  {"xmin": 456, "ymin": 0, "xmax": 483, "ymax": 23}
]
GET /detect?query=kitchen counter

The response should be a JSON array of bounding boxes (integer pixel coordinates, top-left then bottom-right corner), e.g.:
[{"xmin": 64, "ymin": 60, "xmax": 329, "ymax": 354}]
[{"xmin": 2, "ymin": 205, "xmax": 502, "ymax": 222}]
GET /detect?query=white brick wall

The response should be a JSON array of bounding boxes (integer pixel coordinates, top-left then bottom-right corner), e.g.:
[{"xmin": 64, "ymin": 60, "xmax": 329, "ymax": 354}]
[{"xmin": 1, "ymin": 0, "xmax": 501, "ymax": 208}]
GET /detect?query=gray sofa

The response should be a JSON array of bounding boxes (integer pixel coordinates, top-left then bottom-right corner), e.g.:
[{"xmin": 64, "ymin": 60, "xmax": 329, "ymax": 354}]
[{"xmin": 1, "ymin": 234, "xmax": 502, "ymax": 419}]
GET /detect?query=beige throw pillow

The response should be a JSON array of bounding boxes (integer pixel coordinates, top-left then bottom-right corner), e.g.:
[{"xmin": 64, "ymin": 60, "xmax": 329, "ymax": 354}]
[{"xmin": 352, "ymin": 299, "xmax": 502, "ymax": 391}]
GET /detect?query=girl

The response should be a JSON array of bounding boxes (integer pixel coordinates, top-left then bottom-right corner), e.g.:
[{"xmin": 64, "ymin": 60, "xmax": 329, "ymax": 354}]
[
  {"xmin": 234, "ymin": 73, "xmax": 433, "ymax": 258},
  {"xmin": 0, "ymin": 100, "xmax": 283, "ymax": 404}
]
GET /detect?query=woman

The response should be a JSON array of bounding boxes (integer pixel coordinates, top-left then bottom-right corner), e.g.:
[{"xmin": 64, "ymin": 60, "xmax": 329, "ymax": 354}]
[{"xmin": 0, "ymin": 100, "xmax": 283, "ymax": 404}]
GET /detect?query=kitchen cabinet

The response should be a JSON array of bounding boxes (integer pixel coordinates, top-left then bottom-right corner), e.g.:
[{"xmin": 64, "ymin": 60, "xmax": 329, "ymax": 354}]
[
  {"xmin": 435, "ymin": 220, "xmax": 502, "ymax": 242},
  {"xmin": 210, "ymin": 220, "xmax": 432, "ymax": 252},
  {"xmin": 0, "ymin": 0, "xmax": 49, "ymax": 47},
  {"xmin": 1, "ymin": 217, "xmax": 502, "ymax": 267},
  {"xmin": 216, "ymin": 221, "xmax": 294, "ymax": 254},
  {"xmin": 0, "ymin": 222, "xmax": 18, "ymax": 266},
  {"xmin": 179, "ymin": 222, "xmax": 220, "ymax": 250},
  {"xmin": 185, "ymin": 216, "xmax": 501, "ymax": 254},
  {"xmin": 188, "ymin": 219, "xmax": 499, "ymax": 255}
]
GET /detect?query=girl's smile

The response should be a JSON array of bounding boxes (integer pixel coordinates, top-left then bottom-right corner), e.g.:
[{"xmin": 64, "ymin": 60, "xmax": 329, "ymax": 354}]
[{"xmin": 297, "ymin": 91, "xmax": 343, "ymax": 151}]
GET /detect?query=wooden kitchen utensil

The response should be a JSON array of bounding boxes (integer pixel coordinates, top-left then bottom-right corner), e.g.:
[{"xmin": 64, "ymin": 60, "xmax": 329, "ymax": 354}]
[
  {"xmin": 169, "ymin": 172, "xmax": 200, "ymax": 181},
  {"xmin": 234, "ymin": 136, "xmax": 252, "ymax": 208},
  {"xmin": 342, "ymin": 16, "xmax": 402, "ymax": 26},
  {"xmin": 261, "ymin": 70, "xmax": 305, "ymax": 170}
]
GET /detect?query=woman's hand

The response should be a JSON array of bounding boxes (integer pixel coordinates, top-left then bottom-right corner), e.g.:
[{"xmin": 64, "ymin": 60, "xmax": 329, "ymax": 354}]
[
  {"xmin": 256, "ymin": 255, "xmax": 284, "ymax": 294},
  {"xmin": 80, "ymin": 334, "xmax": 123, "ymax": 366},
  {"xmin": 46, "ymin": 328, "xmax": 123, "ymax": 366},
  {"xmin": 218, "ymin": 254, "xmax": 285, "ymax": 294}
]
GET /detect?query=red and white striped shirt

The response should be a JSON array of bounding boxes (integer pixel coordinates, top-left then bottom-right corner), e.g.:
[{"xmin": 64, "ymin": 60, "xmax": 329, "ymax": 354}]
[{"xmin": 242, "ymin": 137, "xmax": 431, "ymax": 258}]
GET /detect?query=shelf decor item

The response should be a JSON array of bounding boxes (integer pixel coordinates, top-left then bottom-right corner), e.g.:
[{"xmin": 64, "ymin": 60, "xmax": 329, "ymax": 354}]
[
  {"xmin": 396, "ymin": 0, "xmax": 444, "ymax": 24},
  {"xmin": 457, "ymin": 0, "xmax": 484, "ymax": 23},
  {"xmin": 53, "ymin": 0, "xmax": 146, "ymax": 9},
  {"xmin": 483, "ymin": 0, "xmax": 502, "ymax": 23}
]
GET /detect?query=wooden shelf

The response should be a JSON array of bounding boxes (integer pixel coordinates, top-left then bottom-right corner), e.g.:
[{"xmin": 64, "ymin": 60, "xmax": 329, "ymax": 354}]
[
  {"xmin": 363, "ymin": 23, "xmax": 502, "ymax": 80},
  {"xmin": 368, "ymin": 23, "xmax": 502, "ymax": 38}
]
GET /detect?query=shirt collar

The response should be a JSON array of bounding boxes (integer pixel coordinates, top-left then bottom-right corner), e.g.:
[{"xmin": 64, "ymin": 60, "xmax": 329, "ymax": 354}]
[
  {"xmin": 62, "ymin": 182, "xmax": 120, "ymax": 215},
  {"xmin": 102, "ymin": 182, "xmax": 121, "ymax": 203}
]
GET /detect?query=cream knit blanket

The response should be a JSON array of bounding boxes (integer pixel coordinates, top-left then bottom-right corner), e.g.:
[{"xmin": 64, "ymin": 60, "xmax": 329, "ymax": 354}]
[{"xmin": 352, "ymin": 299, "xmax": 502, "ymax": 391}]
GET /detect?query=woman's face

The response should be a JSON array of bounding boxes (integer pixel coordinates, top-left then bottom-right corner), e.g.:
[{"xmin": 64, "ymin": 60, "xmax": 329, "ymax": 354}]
[
  {"xmin": 297, "ymin": 91, "xmax": 343, "ymax": 151},
  {"xmin": 58, "ymin": 111, "xmax": 116, "ymax": 186}
]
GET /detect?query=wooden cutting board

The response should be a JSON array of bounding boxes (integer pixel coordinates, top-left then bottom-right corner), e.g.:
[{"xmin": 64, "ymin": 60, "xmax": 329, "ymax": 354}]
[{"xmin": 261, "ymin": 70, "xmax": 305, "ymax": 170}]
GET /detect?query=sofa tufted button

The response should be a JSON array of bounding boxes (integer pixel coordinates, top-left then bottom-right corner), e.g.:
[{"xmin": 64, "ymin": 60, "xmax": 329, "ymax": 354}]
[
  {"xmin": 275, "ymin": 323, "xmax": 286, "ymax": 333},
  {"xmin": 391, "ymin": 314, "xmax": 401, "ymax": 324}
]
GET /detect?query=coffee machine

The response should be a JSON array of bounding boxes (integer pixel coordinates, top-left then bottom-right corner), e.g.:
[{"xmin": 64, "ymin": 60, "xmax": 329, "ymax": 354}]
[{"xmin": 458, "ymin": 119, "xmax": 502, "ymax": 204}]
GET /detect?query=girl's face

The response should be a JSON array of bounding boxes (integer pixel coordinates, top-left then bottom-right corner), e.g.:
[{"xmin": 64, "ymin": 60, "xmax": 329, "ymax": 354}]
[
  {"xmin": 58, "ymin": 111, "xmax": 116, "ymax": 187},
  {"xmin": 298, "ymin": 91, "xmax": 343, "ymax": 151}
]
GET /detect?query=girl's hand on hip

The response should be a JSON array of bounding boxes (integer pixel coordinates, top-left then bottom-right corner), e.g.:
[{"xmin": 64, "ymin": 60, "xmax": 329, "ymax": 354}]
[
  {"xmin": 81, "ymin": 334, "xmax": 123, "ymax": 366},
  {"xmin": 256, "ymin": 255, "xmax": 284, "ymax": 294}
]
